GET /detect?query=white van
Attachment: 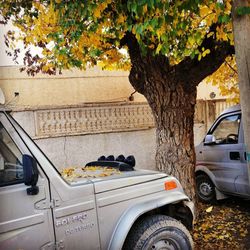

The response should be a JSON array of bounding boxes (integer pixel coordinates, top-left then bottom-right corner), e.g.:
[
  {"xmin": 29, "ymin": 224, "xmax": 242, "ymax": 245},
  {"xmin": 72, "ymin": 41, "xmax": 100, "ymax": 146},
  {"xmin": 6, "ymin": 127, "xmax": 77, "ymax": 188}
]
[{"xmin": 195, "ymin": 105, "xmax": 250, "ymax": 202}]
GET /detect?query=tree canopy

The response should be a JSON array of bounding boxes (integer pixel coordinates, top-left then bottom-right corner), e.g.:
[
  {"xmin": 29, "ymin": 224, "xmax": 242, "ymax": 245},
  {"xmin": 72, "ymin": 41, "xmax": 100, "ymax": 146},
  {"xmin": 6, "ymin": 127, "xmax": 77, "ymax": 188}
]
[{"xmin": 1, "ymin": 1, "xmax": 234, "ymax": 74}]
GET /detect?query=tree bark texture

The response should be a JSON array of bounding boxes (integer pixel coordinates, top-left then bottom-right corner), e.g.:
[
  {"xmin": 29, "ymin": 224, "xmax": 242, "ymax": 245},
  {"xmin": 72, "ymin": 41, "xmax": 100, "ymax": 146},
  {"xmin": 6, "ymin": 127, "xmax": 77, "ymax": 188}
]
[
  {"xmin": 232, "ymin": 0, "xmax": 250, "ymax": 185},
  {"xmin": 128, "ymin": 56, "xmax": 197, "ymax": 200},
  {"xmin": 122, "ymin": 32, "xmax": 234, "ymax": 201}
]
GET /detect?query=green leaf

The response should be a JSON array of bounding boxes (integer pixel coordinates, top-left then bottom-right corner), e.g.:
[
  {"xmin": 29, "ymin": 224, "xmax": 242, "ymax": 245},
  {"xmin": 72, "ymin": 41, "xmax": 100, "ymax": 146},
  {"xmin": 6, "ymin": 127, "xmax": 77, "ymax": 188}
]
[
  {"xmin": 202, "ymin": 49, "xmax": 210, "ymax": 57},
  {"xmin": 136, "ymin": 5, "xmax": 143, "ymax": 16},
  {"xmin": 156, "ymin": 43, "xmax": 162, "ymax": 54},
  {"xmin": 138, "ymin": 0, "xmax": 147, "ymax": 5},
  {"xmin": 216, "ymin": 2, "xmax": 224, "ymax": 10},
  {"xmin": 131, "ymin": 2, "xmax": 137, "ymax": 14},
  {"xmin": 136, "ymin": 24, "xmax": 144, "ymax": 35},
  {"xmin": 198, "ymin": 53, "xmax": 202, "ymax": 61},
  {"xmin": 139, "ymin": 42, "xmax": 147, "ymax": 55},
  {"xmin": 161, "ymin": 43, "xmax": 169, "ymax": 55},
  {"xmin": 71, "ymin": 59, "xmax": 82, "ymax": 67},
  {"xmin": 218, "ymin": 14, "xmax": 230, "ymax": 24},
  {"xmin": 150, "ymin": 18, "xmax": 158, "ymax": 28},
  {"xmin": 147, "ymin": 0, "xmax": 155, "ymax": 9},
  {"xmin": 161, "ymin": 34, "xmax": 168, "ymax": 42},
  {"xmin": 236, "ymin": 6, "xmax": 250, "ymax": 16},
  {"xmin": 89, "ymin": 49, "xmax": 101, "ymax": 57},
  {"xmin": 59, "ymin": 48, "xmax": 68, "ymax": 55},
  {"xmin": 190, "ymin": 50, "xmax": 196, "ymax": 59}
]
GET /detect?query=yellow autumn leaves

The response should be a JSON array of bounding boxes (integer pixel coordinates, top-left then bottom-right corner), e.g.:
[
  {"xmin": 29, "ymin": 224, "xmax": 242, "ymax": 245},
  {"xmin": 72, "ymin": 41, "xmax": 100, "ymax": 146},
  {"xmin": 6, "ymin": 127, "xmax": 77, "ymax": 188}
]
[
  {"xmin": 199, "ymin": 1, "xmax": 231, "ymax": 26},
  {"xmin": 205, "ymin": 56, "xmax": 239, "ymax": 103},
  {"xmin": 61, "ymin": 166, "xmax": 121, "ymax": 182},
  {"xmin": 192, "ymin": 1, "xmax": 233, "ymax": 61},
  {"xmin": 15, "ymin": 2, "xmax": 59, "ymax": 44},
  {"xmin": 10, "ymin": 2, "xmax": 60, "ymax": 72},
  {"xmin": 193, "ymin": 202, "xmax": 250, "ymax": 249},
  {"xmin": 7, "ymin": 1, "xmax": 129, "ymax": 72}
]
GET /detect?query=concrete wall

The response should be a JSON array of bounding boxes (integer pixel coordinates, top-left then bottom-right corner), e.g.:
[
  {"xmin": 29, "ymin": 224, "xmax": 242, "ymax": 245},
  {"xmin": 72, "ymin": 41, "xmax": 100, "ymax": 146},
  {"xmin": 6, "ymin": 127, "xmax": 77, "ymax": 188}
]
[
  {"xmin": 0, "ymin": 66, "xmax": 145, "ymax": 108},
  {"xmin": 12, "ymin": 111, "xmax": 206, "ymax": 172},
  {"xmin": 12, "ymin": 104, "xmax": 158, "ymax": 171},
  {"xmin": 37, "ymin": 129, "xmax": 157, "ymax": 171}
]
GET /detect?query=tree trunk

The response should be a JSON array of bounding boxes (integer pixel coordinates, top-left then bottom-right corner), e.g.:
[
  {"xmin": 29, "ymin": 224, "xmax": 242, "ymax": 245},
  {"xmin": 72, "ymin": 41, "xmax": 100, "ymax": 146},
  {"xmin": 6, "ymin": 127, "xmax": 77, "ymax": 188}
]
[
  {"xmin": 151, "ymin": 82, "xmax": 197, "ymax": 201},
  {"xmin": 232, "ymin": 0, "xmax": 250, "ymax": 186},
  {"xmin": 127, "ymin": 52, "xmax": 197, "ymax": 201}
]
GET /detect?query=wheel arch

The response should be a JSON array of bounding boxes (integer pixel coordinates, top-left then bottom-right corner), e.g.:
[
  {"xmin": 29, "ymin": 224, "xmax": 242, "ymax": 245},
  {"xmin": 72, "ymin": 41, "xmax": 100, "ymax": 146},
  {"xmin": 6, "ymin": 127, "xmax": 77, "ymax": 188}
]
[
  {"xmin": 108, "ymin": 192, "xmax": 194, "ymax": 250},
  {"xmin": 195, "ymin": 165, "xmax": 216, "ymax": 186},
  {"xmin": 195, "ymin": 168, "xmax": 229, "ymax": 201}
]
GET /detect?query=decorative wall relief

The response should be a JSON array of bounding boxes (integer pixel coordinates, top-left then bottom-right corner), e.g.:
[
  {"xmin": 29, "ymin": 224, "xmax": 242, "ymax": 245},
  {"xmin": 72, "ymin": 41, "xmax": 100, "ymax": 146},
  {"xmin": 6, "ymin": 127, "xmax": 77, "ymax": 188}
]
[
  {"xmin": 35, "ymin": 103, "xmax": 155, "ymax": 138},
  {"xmin": 34, "ymin": 99, "xmax": 230, "ymax": 138}
]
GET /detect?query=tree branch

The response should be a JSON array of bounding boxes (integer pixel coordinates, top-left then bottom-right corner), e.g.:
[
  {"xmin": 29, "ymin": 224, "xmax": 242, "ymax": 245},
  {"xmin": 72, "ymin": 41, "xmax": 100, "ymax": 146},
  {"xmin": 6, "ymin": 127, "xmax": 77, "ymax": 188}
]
[
  {"xmin": 121, "ymin": 32, "xmax": 171, "ymax": 95},
  {"xmin": 225, "ymin": 60, "xmax": 238, "ymax": 74},
  {"xmin": 175, "ymin": 24, "xmax": 235, "ymax": 87}
]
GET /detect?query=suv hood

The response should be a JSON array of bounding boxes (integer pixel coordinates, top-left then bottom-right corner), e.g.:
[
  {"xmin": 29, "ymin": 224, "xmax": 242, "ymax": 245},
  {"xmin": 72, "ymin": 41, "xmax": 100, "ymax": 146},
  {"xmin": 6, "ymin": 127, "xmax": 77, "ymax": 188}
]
[
  {"xmin": 61, "ymin": 167, "xmax": 167, "ymax": 193},
  {"xmin": 93, "ymin": 169, "xmax": 167, "ymax": 193}
]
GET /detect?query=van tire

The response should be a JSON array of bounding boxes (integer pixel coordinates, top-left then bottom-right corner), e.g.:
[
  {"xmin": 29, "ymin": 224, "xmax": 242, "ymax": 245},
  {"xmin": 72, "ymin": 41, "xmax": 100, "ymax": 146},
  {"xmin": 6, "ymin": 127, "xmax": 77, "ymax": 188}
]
[
  {"xmin": 123, "ymin": 215, "xmax": 193, "ymax": 250},
  {"xmin": 196, "ymin": 174, "xmax": 216, "ymax": 203}
]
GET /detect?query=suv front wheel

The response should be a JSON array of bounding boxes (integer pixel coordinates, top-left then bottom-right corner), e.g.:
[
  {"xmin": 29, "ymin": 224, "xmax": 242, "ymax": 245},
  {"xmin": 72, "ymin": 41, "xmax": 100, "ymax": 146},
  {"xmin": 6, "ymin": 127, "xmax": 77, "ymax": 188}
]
[{"xmin": 123, "ymin": 214, "xmax": 193, "ymax": 250}]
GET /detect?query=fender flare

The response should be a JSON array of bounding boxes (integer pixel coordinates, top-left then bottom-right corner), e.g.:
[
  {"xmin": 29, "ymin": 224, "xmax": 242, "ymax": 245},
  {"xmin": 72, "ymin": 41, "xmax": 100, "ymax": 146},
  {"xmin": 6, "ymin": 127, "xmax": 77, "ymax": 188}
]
[{"xmin": 108, "ymin": 191, "xmax": 192, "ymax": 250}]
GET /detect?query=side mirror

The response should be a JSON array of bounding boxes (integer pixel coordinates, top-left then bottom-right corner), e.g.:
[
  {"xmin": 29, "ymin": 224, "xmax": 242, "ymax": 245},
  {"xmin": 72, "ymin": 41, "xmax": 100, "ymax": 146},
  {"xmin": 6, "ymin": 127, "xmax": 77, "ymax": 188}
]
[
  {"xmin": 23, "ymin": 154, "xmax": 39, "ymax": 195},
  {"xmin": 204, "ymin": 134, "xmax": 216, "ymax": 145}
]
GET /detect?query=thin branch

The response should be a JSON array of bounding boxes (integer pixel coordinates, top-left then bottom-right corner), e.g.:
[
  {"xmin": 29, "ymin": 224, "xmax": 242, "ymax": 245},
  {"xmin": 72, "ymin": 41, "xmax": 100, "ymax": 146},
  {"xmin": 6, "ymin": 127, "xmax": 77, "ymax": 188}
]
[{"xmin": 225, "ymin": 60, "xmax": 238, "ymax": 74}]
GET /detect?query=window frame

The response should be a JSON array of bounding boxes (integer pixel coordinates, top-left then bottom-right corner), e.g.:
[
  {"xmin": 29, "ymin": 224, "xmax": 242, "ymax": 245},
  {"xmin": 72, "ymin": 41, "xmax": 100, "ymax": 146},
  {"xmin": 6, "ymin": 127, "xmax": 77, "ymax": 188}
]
[
  {"xmin": 0, "ymin": 114, "xmax": 25, "ymax": 187},
  {"xmin": 209, "ymin": 113, "xmax": 241, "ymax": 145}
]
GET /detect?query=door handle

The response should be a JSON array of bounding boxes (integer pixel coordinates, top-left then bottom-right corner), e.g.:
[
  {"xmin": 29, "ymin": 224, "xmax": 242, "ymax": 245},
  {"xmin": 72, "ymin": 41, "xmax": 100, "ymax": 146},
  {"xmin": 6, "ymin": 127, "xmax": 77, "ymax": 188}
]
[{"xmin": 229, "ymin": 151, "xmax": 240, "ymax": 160}]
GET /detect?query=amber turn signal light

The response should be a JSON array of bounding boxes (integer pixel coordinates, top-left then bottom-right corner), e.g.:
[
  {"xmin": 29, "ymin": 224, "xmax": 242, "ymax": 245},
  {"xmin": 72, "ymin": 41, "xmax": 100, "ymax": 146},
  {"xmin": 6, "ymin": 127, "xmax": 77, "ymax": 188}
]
[{"xmin": 164, "ymin": 180, "xmax": 177, "ymax": 190}]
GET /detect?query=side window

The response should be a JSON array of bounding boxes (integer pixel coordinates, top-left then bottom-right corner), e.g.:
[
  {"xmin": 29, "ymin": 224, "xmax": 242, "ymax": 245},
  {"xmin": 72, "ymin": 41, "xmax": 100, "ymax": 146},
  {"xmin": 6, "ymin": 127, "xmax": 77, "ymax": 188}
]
[
  {"xmin": 211, "ymin": 114, "xmax": 240, "ymax": 145},
  {"xmin": 0, "ymin": 122, "xmax": 23, "ymax": 186}
]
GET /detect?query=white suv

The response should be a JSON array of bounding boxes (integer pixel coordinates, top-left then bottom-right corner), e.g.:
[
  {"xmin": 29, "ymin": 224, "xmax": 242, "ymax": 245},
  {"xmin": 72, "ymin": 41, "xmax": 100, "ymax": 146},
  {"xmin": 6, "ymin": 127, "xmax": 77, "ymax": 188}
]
[{"xmin": 0, "ymin": 108, "xmax": 194, "ymax": 250}]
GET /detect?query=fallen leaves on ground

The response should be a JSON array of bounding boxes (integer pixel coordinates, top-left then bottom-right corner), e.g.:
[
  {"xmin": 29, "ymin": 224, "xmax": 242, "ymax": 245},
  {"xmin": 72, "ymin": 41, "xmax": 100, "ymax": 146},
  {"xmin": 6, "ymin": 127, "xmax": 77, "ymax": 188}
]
[
  {"xmin": 193, "ymin": 198, "xmax": 250, "ymax": 250},
  {"xmin": 205, "ymin": 206, "xmax": 213, "ymax": 213}
]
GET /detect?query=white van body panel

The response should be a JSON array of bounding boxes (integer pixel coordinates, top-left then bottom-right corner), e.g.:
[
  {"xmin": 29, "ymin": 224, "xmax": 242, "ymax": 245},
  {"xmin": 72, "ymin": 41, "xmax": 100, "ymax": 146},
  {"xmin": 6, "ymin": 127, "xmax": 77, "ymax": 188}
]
[{"xmin": 196, "ymin": 105, "xmax": 250, "ymax": 200}]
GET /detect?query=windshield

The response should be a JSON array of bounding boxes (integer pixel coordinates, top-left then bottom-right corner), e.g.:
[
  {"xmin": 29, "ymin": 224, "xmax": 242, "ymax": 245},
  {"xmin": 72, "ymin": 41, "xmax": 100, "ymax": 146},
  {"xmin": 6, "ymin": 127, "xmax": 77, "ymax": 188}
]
[{"xmin": 0, "ymin": 122, "xmax": 23, "ymax": 186}]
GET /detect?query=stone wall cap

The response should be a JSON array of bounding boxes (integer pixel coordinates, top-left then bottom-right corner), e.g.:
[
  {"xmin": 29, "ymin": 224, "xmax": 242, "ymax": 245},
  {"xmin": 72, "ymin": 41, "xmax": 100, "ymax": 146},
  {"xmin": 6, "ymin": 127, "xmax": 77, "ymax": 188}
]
[{"xmin": 9, "ymin": 101, "xmax": 148, "ymax": 112}]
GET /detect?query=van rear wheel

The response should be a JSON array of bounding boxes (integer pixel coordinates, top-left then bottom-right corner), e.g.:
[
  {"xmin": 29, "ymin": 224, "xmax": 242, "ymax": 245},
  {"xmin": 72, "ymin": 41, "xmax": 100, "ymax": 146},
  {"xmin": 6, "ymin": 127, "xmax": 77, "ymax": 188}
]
[
  {"xmin": 123, "ymin": 215, "xmax": 193, "ymax": 250},
  {"xmin": 196, "ymin": 174, "xmax": 216, "ymax": 203}
]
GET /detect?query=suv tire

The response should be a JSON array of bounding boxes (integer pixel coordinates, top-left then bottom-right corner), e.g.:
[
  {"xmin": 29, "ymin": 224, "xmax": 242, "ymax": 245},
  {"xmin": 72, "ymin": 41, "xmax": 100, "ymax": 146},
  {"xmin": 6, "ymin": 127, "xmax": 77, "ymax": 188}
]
[{"xmin": 123, "ymin": 215, "xmax": 193, "ymax": 250}]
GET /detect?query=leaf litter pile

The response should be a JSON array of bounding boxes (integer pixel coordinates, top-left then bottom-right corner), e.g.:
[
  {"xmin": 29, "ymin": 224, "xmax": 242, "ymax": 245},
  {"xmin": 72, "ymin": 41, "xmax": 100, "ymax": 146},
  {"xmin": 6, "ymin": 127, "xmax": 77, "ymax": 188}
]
[
  {"xmin": 61, "ymin": 166, "xmax": 121, "ymax": 181},
  {"xmin": 193, "ymin": 198, "xmax": 250, "ymax": 250}
]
